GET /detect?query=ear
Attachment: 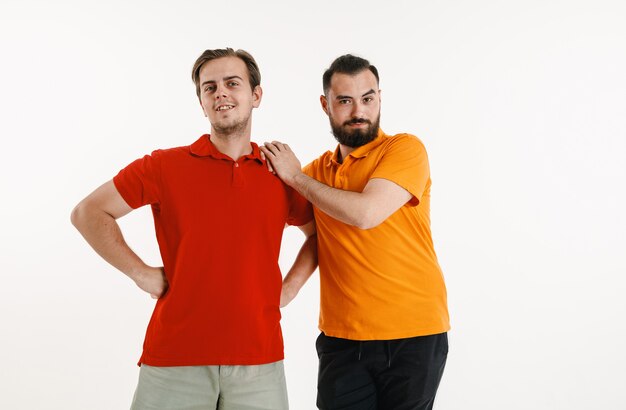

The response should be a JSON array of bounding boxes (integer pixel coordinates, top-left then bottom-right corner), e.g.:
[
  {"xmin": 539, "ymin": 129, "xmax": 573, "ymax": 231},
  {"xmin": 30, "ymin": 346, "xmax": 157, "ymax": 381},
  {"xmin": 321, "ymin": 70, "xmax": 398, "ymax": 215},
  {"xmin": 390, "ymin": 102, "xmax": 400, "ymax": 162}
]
[
  {"xmin": 320, "ymin": 95, "xmax": 329, "ymax": 116},
  {"xmin": 378, "ymin": 89, "xmax": 382, "ymax": 103},
  {"xmin": 252, "ymin": 85, "xmax": 263, "ymax": 108}
]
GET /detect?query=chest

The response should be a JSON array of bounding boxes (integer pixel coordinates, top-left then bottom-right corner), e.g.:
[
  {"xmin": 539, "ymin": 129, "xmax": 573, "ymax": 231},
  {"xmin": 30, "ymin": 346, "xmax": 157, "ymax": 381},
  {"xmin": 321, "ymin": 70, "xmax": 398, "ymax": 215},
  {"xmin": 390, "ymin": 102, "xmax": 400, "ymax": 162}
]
[
  {"xmin": 320, "ymin": 156, "xmax": 381, "ymax": 192},
  {"xmin": 156, "ymin": 158, "xmax": 289, "ymax": 228}
]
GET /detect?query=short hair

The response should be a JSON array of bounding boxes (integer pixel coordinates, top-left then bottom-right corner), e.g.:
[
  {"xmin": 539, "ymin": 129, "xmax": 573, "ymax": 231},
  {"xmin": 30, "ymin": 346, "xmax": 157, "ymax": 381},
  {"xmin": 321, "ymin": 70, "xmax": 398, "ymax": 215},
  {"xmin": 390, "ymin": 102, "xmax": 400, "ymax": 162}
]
[
  {"xmin": 322, "ymin": 54, "xmax": 379, "ymax": 95},
  {"xmin": 191, "ymin": 48, "xmax": 261, "ymax": 100}
]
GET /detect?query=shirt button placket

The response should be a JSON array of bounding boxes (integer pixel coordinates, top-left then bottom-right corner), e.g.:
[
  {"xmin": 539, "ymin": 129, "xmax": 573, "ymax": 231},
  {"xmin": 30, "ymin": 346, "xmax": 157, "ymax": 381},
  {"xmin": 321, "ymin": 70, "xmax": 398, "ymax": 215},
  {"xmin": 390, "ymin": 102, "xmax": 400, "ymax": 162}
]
[
  {"xmin": 336, "ymin": 164, "xmax": 347, "ymax": 188},
  {"xmin": 232, "ymin": 161, "xmax": 243, "ymax": 188}
]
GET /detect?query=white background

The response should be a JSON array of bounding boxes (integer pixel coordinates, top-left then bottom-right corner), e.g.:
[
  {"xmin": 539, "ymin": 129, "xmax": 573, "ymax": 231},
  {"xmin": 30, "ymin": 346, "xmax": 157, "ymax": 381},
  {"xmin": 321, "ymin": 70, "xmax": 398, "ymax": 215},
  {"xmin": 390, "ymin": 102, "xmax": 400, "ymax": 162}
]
[{"xmin": 1, "ymin": 0, "xmax": 625, "ymax": 409}]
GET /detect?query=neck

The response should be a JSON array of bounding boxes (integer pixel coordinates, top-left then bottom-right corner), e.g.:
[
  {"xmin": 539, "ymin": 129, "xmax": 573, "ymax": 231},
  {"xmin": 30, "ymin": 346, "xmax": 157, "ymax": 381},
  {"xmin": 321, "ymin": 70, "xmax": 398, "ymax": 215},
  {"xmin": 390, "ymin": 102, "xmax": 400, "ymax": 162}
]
[{"xmin": 210, "ymin": 131, "xmax": 253, "ymax": 161}]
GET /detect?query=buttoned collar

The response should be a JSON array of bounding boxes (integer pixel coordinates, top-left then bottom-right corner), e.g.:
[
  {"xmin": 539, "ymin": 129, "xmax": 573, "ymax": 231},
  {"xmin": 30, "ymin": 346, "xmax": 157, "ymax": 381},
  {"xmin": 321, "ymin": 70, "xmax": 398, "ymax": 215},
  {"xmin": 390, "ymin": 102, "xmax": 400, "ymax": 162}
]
[
  {"xmin": 189, "ymin": 134, "xmax": 264, "ymax": 164},
  {"xmin": 327, "ymin": 128, "xmax": 386, "ymax": 167}
]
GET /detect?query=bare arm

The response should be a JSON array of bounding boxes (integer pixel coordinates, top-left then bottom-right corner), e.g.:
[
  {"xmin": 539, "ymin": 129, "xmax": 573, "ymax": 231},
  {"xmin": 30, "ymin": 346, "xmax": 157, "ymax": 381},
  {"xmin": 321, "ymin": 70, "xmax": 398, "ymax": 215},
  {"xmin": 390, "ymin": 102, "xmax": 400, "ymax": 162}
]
[
  {"xmin": 70, "ymin": 180, "xmax": 168, "ymax": 298},
  {"xmin": 281, "ymin": 220, "xmax": 317, "ymax": 307},
  {"xmin": 260, "ymin": 142, "xmax": 412, "ymax": 229}
]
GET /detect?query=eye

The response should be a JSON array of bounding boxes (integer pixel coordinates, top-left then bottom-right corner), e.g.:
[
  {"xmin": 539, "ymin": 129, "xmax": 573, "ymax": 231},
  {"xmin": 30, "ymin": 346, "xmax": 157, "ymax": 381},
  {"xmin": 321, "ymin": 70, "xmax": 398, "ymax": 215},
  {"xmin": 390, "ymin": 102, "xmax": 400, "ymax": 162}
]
[
  {"xmin": 204, "ymin": 85, "xmax": 216, "ymax": 93},
  {"xmin": 363, "ymin": 97, "xmax": 374, "ymax": 103},
  {"xmin": 339, "ymin": 99, "xmax": 351, "ymax": 104},
  {"xmin": 227, "ymin": 81, "xmax": 239, "ymax": 87}
]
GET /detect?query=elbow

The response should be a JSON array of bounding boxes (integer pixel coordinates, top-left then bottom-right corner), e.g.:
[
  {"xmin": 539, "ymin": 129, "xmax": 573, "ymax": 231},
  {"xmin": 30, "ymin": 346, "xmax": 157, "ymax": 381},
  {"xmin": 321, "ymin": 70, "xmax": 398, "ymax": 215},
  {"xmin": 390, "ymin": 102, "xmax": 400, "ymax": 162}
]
[
  {"xmin": 353, "ymin": 207, "xmax": 384, "ymax": 230},
  {"xmin": 70, "ymin": 202, "xmax": 83, "ymax": 229},
  {"xmin": 355, "ymin": 218, "xmax": 383, "ymax": 230},
  {"xmin": 70, "ymin": 200, "xmax": 92, "ymax": 230}
]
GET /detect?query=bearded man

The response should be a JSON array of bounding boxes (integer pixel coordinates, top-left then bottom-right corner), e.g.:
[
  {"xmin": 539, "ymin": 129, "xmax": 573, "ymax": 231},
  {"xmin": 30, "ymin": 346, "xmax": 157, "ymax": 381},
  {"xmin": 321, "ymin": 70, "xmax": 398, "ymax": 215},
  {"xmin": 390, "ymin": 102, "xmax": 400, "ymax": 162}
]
[{"xmin": 260, "ymin": 54, "xmax": 450, "ymax": 410}]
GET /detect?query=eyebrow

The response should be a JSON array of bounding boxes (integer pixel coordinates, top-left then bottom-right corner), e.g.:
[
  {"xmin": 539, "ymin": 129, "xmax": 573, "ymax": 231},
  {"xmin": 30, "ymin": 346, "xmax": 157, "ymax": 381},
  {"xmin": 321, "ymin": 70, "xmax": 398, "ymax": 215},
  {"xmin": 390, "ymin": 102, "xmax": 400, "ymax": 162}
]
[
  {"xmin": 335, "ymin": 89, "xmax": 376, "ymax": 100},
  {"xmin": 201, "ymin": 75, "xmax": 244, "ymax": 87}
]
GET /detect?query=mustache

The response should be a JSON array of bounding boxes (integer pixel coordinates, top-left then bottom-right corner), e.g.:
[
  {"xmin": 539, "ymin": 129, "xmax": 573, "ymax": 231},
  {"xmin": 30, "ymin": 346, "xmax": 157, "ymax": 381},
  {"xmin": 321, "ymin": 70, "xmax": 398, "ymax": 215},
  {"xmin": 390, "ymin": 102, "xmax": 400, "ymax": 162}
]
[{"xmin": 344, "ymin": 118, "xmax": 371, "ymax": 126}]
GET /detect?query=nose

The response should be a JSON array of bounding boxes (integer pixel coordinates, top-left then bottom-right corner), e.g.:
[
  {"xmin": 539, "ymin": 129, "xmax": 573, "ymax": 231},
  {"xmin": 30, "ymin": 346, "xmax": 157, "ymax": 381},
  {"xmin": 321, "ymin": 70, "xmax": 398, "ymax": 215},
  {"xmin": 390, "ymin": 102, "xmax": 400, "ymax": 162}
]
[
  {"xmin": 351, "ymin": 101, "xmax": 366, "ymax": 118},
  {"xmin": 214, "ymin": 82, "xmax": 228, "ymax": 99}
]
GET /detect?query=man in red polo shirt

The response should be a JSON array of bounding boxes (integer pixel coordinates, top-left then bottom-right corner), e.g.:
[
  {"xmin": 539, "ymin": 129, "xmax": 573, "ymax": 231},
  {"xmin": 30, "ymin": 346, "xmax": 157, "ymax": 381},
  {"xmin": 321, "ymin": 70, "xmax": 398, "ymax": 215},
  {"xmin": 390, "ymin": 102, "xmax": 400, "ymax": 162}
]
[{"xmin": 71, "ymin": 48, "xmax": 315, "ymax": 409}]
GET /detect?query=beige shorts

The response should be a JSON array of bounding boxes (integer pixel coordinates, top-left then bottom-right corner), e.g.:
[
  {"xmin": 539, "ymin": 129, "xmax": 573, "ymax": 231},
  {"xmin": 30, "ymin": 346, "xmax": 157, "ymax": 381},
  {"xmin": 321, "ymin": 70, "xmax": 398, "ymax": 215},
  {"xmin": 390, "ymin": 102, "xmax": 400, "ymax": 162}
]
[{"xmin": 130, "ymin": 361, "xmax": 288, "ymax": 410}]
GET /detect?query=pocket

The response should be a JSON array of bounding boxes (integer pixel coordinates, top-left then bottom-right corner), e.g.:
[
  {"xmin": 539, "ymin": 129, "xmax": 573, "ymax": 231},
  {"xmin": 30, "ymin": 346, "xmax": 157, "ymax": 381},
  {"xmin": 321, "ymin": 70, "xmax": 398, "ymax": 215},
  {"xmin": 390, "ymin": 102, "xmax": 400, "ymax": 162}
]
[
  {"xmin": 315, "ymin": 332, "xmax": 327, "ymax": 358},
  {"xmin": 316, "ymin": 332, "xmax": 357, "ymax": 358},
  {"xmin": 438, "ymin": 332, "xmax": 449, "ymax": 356}
]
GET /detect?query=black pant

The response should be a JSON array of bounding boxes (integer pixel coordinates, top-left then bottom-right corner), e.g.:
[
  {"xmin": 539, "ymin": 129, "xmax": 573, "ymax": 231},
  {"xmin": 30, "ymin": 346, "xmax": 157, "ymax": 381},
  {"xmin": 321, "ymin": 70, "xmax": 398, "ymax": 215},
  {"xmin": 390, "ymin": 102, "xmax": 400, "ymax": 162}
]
[{"xmin": 316, "ymin": 332, "xmax": 448, "ymax": 410}]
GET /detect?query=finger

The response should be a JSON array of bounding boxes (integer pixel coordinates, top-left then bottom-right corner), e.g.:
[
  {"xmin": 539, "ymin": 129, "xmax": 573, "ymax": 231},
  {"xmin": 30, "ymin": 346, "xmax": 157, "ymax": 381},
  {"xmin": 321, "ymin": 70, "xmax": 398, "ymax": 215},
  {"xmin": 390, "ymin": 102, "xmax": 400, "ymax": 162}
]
[
  {"xmin": 259, "ymin": 146, "xmax": 271, "ymax": 157},
  {"xmin": 262, "ymin": 143, "xmax": 279, "ymax": 155},
  {"xmin": 258, "ymin": 147, "xmax": 276, "ymax": 173},
  {"xmin": 271, "ymin": 141, "xmax": 286, "ymax": 151}
]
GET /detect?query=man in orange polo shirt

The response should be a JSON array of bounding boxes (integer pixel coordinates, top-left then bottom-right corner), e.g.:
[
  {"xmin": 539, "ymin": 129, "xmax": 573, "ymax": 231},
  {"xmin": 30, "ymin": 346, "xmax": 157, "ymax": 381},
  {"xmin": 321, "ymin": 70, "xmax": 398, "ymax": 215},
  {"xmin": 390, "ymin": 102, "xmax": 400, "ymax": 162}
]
[
  {"xmin": 261, "ymin": 54, "xmax": 449, "ymax": 409},
  {"xmin": 71, "ymin": 48, "xmax": 316, "ymax": 409}
]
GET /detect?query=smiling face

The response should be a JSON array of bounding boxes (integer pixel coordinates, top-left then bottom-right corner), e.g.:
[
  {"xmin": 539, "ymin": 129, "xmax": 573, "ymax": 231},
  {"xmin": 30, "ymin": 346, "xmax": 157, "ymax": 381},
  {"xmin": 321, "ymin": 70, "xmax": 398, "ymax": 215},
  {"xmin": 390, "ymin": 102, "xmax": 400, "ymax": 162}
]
[
  {"xmin": 198, "ymin": 56, "xmax": 262, "ymax": 138},
  {"xmin": 321, "ymin": 69, "xmax": 381, "ymax": 148}
]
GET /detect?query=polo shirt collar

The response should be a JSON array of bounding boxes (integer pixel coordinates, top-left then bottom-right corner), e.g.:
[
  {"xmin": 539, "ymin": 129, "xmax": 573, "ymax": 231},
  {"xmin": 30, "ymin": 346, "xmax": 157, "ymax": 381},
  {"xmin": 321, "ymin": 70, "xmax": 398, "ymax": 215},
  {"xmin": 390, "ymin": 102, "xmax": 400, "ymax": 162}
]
[
  {"xmin": 328, "ymin": 128, "xmax": 386, "ymax": 166},
  {"xmin": 190, "ymin": 134, "xmax": 264, "ymax": 163}
]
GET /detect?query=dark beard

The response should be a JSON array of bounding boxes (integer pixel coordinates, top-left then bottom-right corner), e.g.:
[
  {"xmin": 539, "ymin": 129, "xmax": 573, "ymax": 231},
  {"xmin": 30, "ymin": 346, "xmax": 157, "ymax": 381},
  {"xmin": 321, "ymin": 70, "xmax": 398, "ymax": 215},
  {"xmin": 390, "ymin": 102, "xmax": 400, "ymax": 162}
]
[{"xmin": 330, "ymin": 115, "xmax": 380, "ymax": 148}]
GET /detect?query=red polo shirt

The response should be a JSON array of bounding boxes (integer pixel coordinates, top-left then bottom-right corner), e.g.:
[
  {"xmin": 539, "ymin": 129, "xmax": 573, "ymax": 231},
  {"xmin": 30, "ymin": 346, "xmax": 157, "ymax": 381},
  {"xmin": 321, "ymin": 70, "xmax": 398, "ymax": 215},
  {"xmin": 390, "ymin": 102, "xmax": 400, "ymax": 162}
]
[{"xmin": 113, "ymin": 135, "xmax": 312, "ymax": 366}]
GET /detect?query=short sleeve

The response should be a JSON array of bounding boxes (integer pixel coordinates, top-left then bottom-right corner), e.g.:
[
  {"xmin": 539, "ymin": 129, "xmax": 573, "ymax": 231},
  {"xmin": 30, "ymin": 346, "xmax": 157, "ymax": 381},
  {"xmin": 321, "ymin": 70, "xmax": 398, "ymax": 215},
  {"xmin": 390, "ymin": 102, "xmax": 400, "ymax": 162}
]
[
  {"xmin": 112, "ymin": 150, "xmax": 162, "ymax": 209},
  {"xmin": 370, "ymin": 135, "xmax": 430, "ymax": 206},
  {"xmin": 302, "ymin": 162, "xmax": 313, "ymax": 177},
  {"xmin": 285, "ymin": 186, "xmax": 313, "ymax": 226}
]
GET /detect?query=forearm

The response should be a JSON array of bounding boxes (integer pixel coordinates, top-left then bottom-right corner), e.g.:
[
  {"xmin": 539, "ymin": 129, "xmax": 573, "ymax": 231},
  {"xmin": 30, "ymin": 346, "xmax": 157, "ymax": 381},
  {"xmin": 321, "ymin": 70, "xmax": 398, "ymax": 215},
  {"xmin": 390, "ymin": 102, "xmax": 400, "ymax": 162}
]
[
  {"xmin": 291, "ymin": 173, "xmax": 370, "ymax": 228},
  {"xmin": 71, "ymin": 205, "xmax": 148, "ymax": 282},
  {"xmin": 260, "ymin": 142, "xmax": 408, "ymax": 229},
  {"xmin": 281, "ymin": 233, "xmax": 318, "ymax": 307}
]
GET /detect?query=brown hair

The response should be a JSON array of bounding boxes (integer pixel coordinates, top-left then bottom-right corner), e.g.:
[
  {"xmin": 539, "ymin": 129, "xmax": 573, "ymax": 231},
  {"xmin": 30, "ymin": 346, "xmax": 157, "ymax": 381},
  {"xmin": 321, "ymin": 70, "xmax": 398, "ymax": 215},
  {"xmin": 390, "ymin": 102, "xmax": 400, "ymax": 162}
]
[
  {"xmin": 191, "ymin": 48, "xmax": 261, "ymax": 100},
  {"xmin": 322, "ymin": 54, "xmax": 379, "ymax": 95}
]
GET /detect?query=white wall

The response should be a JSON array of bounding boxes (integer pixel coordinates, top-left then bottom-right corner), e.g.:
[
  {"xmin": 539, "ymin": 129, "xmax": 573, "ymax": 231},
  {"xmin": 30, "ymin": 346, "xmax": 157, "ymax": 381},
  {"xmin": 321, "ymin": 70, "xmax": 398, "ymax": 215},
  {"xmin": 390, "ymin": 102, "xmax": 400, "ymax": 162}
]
[{"xmin": 1, "ymin": 0, "xmax": 625, "ymax": 409}]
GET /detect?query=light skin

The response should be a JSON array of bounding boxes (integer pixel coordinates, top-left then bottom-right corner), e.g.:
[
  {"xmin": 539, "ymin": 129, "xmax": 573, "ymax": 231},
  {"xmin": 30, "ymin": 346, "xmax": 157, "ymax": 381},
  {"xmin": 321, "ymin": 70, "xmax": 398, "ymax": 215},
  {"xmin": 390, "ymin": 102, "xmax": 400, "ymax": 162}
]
[
  {"xmin": 260, "ymin": 69, "xmax": 412, "ymax": 230},
  {"xmin": 71, "ymin": 55, "xmax": 317, "ymax": 301},
  {"xmin": 71, "ymin": 180, "xmax": 166, "ymax": 298},
  {"xmin": 280, "ymin": 219, "xmax": 317, "ymax": 307},
  {"xmin": 259, "ymin": 69, "xmax": 412, "ymax": 305},
  {"xmin": 198, "ymin": 56, "xmax": 262, "ymax": 160}
]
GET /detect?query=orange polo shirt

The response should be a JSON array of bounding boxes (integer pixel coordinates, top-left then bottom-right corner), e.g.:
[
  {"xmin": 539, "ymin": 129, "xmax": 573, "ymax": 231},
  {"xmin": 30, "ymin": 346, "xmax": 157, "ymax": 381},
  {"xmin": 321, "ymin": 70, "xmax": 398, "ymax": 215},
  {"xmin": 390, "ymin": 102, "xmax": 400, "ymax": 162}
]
[
  {"xmin": 113, "ymin": 134, "xmax": 312, "ymax": 366},
  {"xmin": 303, "ymin": 129, "xmax": 449, "ymax": 340}
]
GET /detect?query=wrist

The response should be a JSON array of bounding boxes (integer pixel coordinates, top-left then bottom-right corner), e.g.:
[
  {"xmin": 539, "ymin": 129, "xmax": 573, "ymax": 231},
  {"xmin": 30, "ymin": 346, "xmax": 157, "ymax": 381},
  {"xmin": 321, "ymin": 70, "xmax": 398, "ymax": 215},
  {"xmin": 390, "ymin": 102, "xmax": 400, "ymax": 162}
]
[
  {"xmin": 288, "ymin": 171, "xmax": 306, "ymax": 189},
  {"xmin": 129, "ymin": 263, "xmax": 150, "ymax": 284}
]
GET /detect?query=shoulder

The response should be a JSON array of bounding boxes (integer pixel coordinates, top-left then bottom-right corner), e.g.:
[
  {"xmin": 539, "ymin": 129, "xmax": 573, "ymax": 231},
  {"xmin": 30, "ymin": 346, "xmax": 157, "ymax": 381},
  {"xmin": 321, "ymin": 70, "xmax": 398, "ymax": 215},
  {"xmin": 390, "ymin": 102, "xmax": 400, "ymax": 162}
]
[
  {"xmin": 379, "ymin": 132, "xmax": 427, "ymax": 157},
  {"xmin": 384, "ymin": 132, "xmax": 425, "ymax": 148},
  {"xmin": 303, "ymin": 150, "xmax": 333, "ymax": 176},
  {"xmin": 147, "ymin": 145, "xmax": 192, "ymax": 162}
]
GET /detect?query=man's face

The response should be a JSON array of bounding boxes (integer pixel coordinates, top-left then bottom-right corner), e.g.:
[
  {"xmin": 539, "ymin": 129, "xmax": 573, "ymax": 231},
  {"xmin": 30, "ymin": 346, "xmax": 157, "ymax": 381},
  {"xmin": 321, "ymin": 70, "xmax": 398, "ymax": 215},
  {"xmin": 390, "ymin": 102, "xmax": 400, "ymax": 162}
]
[
  {"xmin": 321, "ymin": 70, "xmax": 381, "ymax": 148},
  {"xmin": 198, "ymin": 56, "xmax": 261, "ymax": 136}
]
